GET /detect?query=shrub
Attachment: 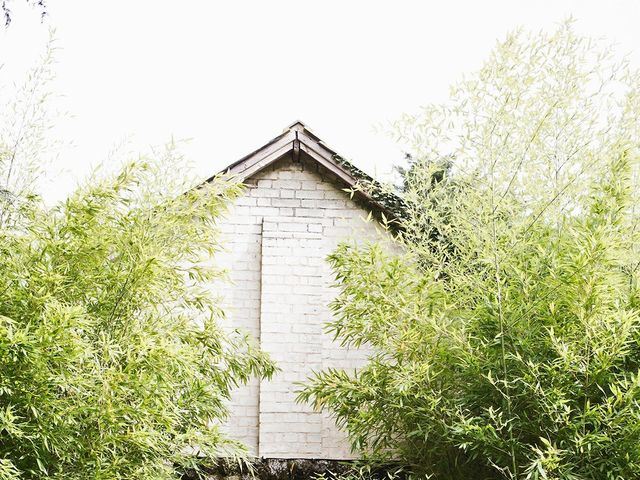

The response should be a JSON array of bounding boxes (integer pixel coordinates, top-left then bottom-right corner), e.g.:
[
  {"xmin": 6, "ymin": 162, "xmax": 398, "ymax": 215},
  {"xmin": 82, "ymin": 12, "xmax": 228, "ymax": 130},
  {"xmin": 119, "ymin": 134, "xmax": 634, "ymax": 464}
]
[{"xmin": 0, "ymin": 153, "xmax": 275, "ymax": 479}]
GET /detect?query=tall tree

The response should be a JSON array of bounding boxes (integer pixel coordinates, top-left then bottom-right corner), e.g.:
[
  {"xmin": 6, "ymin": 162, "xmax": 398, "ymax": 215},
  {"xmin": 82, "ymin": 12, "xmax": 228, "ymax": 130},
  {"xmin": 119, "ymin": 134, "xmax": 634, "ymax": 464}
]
[{"xmin": 301, "ymin": 22, "xmax": 640, "ymax": 479}]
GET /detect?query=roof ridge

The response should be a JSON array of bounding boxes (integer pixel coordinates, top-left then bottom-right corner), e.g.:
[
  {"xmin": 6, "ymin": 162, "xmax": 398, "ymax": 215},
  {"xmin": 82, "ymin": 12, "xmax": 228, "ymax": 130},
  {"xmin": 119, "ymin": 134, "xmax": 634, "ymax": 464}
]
[{"xmin": 204, "ymin": 121, "xmax": 405, "ymax": 221}]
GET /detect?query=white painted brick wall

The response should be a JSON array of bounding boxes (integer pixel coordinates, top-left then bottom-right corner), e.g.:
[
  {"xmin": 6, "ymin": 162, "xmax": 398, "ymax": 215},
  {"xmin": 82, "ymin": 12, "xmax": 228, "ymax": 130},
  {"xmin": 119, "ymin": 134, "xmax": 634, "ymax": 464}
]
[{"xmin": 214, "ymin": 153, "xmax": 395, "ymax": 459}]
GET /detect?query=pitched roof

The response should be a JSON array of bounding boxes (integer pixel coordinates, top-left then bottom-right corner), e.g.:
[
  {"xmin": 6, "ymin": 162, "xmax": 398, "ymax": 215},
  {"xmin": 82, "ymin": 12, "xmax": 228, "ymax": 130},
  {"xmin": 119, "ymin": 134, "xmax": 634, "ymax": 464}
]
[{"xmin": 208, "ymin": 121, "xmax": 405, "ymax": 220}]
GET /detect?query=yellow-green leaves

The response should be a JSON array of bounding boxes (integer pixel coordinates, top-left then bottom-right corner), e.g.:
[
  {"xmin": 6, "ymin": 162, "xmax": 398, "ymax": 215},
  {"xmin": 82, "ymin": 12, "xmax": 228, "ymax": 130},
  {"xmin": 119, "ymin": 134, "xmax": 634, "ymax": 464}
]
[
  {"xmin": 302, "ymin": 21, "xmax": 640, "ymax": 480},
  {"xmin": 0, "ymin": 154, "xmax": 274, "ymax": 479}
]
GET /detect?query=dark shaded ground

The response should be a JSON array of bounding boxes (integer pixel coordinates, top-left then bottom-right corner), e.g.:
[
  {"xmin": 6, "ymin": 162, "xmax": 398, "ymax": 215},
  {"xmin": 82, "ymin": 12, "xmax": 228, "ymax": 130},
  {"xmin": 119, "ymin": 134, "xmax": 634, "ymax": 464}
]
[{"xmin": 183, "ymin": 458, "xmax": 357, "ymax": 480}]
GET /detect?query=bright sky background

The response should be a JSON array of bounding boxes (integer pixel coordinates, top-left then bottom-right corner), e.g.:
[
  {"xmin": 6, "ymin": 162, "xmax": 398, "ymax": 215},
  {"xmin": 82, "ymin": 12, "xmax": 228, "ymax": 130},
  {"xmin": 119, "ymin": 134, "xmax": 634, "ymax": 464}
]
[{"xmin": 1, "ymin": 0, "xmax": 639, "ymax": 203}]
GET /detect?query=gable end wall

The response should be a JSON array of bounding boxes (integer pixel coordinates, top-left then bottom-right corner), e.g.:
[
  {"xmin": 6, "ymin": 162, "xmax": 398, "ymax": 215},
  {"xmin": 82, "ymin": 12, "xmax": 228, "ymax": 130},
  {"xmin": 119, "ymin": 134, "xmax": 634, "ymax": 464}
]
[{"xmin": 214, "ymin": 153, "xmax": 393, "ymax": 459}]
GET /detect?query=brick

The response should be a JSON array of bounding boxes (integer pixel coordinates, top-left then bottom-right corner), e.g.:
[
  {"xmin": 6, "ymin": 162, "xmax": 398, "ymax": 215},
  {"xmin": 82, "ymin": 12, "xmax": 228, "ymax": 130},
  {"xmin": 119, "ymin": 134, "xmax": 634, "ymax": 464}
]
[
  {"xmin": 324, "ymin": 209, "xmax": 348, "ymax": 218},
  {"xmin": 272, "ymin": 180, "xmax": 301, "ymax": 189},
  {"xmin": 296, "ymin": 207, "xmax": 324, "ymax": 218},
  {"xmin": 235, "ymin": 224, "xmax": 261, "ymax": 234},
  {"xmin": 279, "ymin": 222, "xmax": 307, "ymax": 232},
  {"xmin": 250, "ymin": 187, "xmax": 279, "ymax": 198},
  {"xmin": 272, "ymin": 198, "xmax": 300, "ymax": 208},
  {"xmin": 280, "ymin": 189, "xmax": 295, "ymax": 198},
  {"xmin": 277, "ymin": 170, "xmax": 294, "ymax": 179},
  {"xmin": 324, "ymin": 199, "xmax": 346, "ymax": 208},
  {"xmin": 235, "ymin": 196, "xmax": 257, "ymax": 206},
  {"xmin": 315, "ymin": 181, "xmax": 335, "ymax": 190},
  {"xmin": 295, "ymin": 189, "xmax": 324, "ymax": 199},
  {"xmin": 323, "ymin": 189, "xmax": 348, "ymax": 200},
  {"xmin": 252, "ymin": 207, "xmax": 280, "ymax": 216}
]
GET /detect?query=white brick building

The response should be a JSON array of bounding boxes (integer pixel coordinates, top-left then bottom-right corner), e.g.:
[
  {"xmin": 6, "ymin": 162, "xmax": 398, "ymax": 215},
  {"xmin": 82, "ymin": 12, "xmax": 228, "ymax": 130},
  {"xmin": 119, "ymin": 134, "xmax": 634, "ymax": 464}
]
[{"xmin": 212, "ymin": 122, "xmax": 401, "ymax": 460}]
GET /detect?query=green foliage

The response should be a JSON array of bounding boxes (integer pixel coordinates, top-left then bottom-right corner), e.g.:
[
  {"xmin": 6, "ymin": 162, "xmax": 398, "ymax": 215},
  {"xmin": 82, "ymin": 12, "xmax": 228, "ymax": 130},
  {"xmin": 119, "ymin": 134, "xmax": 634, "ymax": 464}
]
[
  {"xmin": 0, "ymin": 152, "xmax": 275, "ymax": 479},
  {"xmin": 312, "ymin": 463, "xmax": 406, "ymax": 480},
  {"xmin": 0, "ymin": 38, "xmax": 58, "ymax": 229},
  {"xmin": 300, "ymin": 23, "xmax": 640, "ymax": 479}
]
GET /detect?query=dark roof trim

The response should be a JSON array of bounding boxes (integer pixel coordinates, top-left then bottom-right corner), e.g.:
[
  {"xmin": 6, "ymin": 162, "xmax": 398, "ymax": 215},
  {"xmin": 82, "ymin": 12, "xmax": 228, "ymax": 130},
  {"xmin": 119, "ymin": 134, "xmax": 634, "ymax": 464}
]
[{"xmin": 205, "ymin": 121, "xmax": 405, "ymax": 221}]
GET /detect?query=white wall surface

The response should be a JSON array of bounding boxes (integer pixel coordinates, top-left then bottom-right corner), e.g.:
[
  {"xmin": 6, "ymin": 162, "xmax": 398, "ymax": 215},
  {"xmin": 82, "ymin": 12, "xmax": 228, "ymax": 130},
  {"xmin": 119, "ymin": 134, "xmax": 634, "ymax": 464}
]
[{"xmin": 215, "ymin": 153, "xmax": 394, "ymax": 459}]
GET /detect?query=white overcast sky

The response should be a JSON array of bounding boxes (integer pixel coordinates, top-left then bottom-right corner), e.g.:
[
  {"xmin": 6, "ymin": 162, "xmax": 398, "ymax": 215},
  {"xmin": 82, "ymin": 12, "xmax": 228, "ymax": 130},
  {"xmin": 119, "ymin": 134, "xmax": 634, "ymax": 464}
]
[{"xmin": 1, "ymin": 1, "xmax": 639, "ymax": 202}]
